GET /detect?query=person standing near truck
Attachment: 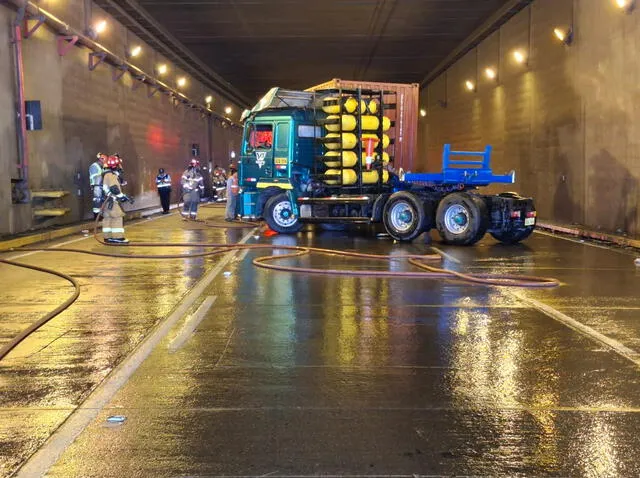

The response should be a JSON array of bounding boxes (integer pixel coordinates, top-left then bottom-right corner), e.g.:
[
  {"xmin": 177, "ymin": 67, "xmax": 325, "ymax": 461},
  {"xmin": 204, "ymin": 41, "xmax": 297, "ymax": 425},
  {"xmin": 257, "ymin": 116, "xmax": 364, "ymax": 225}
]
[
  {"xmin": 156, "ymin": 168, "xmax": 172, "ymax": 214},
  {"xmin": 181, "ymin": 159, "xmax": 204, "ymax": 220},
  {"xmin": 225, "ymin": 166, "xmax": 240, "ymax": 222},
  {"xmin": 89, "ymin": 152, "xmax": 107, "ymax": 219}
]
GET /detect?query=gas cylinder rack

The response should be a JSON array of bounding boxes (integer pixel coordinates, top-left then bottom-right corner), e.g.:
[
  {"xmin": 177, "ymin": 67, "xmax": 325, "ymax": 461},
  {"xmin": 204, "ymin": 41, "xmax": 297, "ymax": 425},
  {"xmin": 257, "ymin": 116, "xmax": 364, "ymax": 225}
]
[{"xmin": 313, "ymin": 86, "xmax": 395, "ymax": 195}]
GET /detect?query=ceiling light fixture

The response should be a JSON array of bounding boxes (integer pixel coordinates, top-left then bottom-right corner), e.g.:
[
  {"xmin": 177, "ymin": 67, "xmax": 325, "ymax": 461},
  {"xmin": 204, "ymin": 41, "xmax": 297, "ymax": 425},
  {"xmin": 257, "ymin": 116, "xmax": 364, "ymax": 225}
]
[
  {"xmin": 94, "ymin": 20, "xmax": 107, "ymax": 34},
  {"xmin": 128, "ymin": 45, "xmax": 142, "ymax": 58},
  {"xmin": 465, "ymin": 80, "xmax": 476, "ymax": 92},
  {"xmin": 513, "ymin": 49, "xmax": 527, "ymax": 65},
  {"xmin": 177, "ymin": 77, "xmax": 187, "ymax": 88},
  {"xmin": 485, "ymin": 67, "xmax": 497, "ymax": 80},
  {"xmin": 616, "ymin": 0, "xmax": 636, "ymax": 13},
  {"xmin": 553, "ymin": 27, "xmax": 573, "ymax": 45}
]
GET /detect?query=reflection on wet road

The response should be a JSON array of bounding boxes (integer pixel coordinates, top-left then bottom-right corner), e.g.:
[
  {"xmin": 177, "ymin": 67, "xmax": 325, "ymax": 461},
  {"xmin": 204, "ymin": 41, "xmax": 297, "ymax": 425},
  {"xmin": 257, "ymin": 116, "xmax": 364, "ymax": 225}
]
[{"xmin": 2, "ymin": 209, "xmax": 640, "ymax": 477}]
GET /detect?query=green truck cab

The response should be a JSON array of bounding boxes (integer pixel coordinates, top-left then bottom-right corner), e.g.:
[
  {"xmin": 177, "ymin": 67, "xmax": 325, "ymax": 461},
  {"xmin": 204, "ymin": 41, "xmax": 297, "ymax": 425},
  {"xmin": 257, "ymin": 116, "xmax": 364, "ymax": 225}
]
[{"xmin": 239, "ymin": 92, "xmax": 320, "ymax": 230}]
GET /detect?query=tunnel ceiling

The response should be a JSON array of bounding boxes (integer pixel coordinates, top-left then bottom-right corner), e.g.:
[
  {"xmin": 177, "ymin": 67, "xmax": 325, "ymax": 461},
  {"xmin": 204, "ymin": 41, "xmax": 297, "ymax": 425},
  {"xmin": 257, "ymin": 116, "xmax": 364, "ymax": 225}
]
[{"xmin": 104, "ymin": 0, "xmax": 516, "ymax": 104}]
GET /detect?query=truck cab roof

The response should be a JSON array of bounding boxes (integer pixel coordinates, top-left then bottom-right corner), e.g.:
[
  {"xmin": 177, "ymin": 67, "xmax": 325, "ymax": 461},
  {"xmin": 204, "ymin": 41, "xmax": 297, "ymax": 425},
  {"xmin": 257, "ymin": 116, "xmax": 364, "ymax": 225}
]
[{"xmin": 241, "ymin": 87, "xmax": 316, "ymax": 122}]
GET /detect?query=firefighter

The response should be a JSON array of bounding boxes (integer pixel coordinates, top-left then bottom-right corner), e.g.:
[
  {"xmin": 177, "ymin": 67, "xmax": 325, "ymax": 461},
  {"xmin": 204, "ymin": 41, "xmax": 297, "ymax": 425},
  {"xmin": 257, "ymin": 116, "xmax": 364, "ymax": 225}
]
[
  {"xmin": 156, "ymin": 168, "xmax": 172, "ymax": 214},
  {"xmin": 89, "ymin": 152, "xmax": 107, "ymax": 219},
  {"xmin": 180, "ymin": 159, "xmax": 204, "ymax": 220},
  {"xmin": 225, "ymin": 166, "xmax": 240, "ymax": 221},
  {"xmin": 102, "ymin": 155, "xmax": 131, "ymax": 244}
]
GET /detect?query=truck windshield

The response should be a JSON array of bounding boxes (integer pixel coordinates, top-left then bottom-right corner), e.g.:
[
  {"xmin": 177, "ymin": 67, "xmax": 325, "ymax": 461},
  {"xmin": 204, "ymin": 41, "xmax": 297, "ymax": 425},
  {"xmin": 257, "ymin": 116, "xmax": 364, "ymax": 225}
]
[{"xmin": 246, "ymin": 123, "xmax": 273, "ymax": 150}]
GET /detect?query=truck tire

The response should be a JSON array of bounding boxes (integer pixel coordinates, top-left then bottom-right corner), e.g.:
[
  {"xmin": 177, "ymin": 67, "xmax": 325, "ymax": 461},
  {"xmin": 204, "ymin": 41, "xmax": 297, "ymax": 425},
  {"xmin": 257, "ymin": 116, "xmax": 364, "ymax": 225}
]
[
  {"xmin": 490, "ymin": 227, "xmax": 534, "ymax": 244},
  {"xmin": 436, "ymin": 193, "xmax": 488, "ymax": 246},
  {"xmin": 382, "ymin": 191, "xmax": 427, "ymax": 241},
  {"xmin": 264, "ymin": 193, "xmax": 303, "ymax": 234}
]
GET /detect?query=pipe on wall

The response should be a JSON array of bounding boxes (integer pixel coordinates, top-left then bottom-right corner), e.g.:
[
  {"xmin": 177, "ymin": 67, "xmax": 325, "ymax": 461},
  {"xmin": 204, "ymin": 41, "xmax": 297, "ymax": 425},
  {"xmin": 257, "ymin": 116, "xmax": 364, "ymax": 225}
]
[
  {"xmin": 11, "ymin": 4, "xmax": 29, "ymax": 186},
  {"xmin": 4, "ymin": 0, "xmax": 242, "ymax": 129}
]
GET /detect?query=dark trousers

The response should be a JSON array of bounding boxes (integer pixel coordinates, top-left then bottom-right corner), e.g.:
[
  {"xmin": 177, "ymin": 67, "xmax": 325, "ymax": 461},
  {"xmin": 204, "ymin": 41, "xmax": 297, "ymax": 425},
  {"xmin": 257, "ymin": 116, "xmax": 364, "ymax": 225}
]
[{"xmin": 158, "ymin": 188, "xmax": 171, "ymax": 213}]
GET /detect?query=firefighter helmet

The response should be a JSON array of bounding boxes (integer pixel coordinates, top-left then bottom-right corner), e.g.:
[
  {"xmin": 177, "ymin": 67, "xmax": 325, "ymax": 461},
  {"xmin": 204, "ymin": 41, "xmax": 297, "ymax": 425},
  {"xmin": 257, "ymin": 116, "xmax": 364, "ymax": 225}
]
[
  {"xmin": 105, "ymin": 155, "xmax": 120, "ymax": 169},
  {"xmin": 190, "ymin": 158, "xmax": 200, "ymax": 168}
]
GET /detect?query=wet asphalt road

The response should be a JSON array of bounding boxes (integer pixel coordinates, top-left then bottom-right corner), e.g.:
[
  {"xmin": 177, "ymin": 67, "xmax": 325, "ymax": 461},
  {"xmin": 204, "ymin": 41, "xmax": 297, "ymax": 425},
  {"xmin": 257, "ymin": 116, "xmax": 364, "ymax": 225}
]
[{"xmin": 2, "ymin": 207, "xmax": 640, "ymax": 477}]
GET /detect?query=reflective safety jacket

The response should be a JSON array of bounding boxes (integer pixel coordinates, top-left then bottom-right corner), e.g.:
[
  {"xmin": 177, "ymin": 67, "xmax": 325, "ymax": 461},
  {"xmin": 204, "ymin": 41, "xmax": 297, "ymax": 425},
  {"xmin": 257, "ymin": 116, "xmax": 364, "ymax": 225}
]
[
  {"xmin": 226, "ymin": 173, "xmax": 239, "ymax": 196},
  {"xmin": 156, "ymin": 173, "xmax": 171, "ymax": 189},
  {"xmin": 181, "ymin": 168, "xmax": 204, "ymax": 193},
  {"xmin": 89, "ymin": 161, "xmax": 104, "ymax": 187}
]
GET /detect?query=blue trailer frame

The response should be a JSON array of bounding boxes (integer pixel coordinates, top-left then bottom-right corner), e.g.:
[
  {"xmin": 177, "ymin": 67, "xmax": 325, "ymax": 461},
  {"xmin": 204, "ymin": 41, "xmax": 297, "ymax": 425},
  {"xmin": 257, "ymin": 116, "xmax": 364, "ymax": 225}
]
[{"xmin": 403, "ymin": 144, "xmax": 515, "ymax": 187}]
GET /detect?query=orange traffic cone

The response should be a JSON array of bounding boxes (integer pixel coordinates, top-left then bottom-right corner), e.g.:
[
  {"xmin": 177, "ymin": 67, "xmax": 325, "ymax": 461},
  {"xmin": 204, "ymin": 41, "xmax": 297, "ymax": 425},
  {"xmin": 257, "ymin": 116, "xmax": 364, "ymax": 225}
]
[{"xmin": 263, "ymin": 225, "xmax": 279, "ymax": 237}]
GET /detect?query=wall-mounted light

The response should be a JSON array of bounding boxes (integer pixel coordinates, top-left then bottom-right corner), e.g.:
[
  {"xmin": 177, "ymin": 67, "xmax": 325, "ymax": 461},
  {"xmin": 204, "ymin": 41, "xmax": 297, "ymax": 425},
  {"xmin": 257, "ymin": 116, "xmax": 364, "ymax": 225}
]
[
  {"xmin": 128, "ymin": 45, "xmax": 142, "ymax": 58},
  {"xmin": 420, "ymin": 108, "xmax": 427, "ymax": 117},
  {"xmin": 224, "ymin": 106, "xmax": 232, "ymax": 115},
  {"xmin": 512, "ymin": 49, "xmax": 527, "ymax": 65},
  {"xmin": 177, "ymin": 77, "xmax": 187, "ymax": 88},
  {"xmin": 465, "ymin": 80, "xmax": 476, "ymax": 92},
  {"xmin": 94, "ymin": 20, "xmax": 107, "ymax": 35},
  {"xmin": 156, "ymin": 64, "xmax": 168, "ymax": 75},
  {"xmin": 205, "ymin": 95, "xmax": 213, "ymax": 104},
  {"xmin": 616, "ymin": 0, "xmax": 636, "ymax": 13},
  {"xmin": 485, "ymin": 67, "xmax": 497, "ymax": 80},
  {"xmin": 553, "ymin": 27, "xmax": 573, "ymax": 45}
]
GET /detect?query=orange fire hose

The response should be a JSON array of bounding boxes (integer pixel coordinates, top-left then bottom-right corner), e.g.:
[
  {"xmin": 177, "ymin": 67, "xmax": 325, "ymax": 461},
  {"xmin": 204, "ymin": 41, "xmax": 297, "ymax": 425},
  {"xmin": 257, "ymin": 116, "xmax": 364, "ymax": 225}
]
[{"xmin": 0, "ymin": 213, "xmax": 560, "ymax": 361}]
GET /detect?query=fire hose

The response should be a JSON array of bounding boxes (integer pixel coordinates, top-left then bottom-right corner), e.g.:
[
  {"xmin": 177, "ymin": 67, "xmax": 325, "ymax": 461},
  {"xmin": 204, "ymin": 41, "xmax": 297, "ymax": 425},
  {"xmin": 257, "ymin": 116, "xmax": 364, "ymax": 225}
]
[{"xmin": 0, "ymin": 214, "xmax": 560, "ymax": 361}]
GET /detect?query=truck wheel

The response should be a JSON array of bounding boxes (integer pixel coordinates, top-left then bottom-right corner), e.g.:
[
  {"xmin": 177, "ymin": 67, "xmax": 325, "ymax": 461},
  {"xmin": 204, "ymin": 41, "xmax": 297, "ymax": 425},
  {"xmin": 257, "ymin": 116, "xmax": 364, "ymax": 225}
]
[
  {"xmin": 490, "ymin": 227, "xmax": 534, "ymax": 244},
  {"xmin": 436, "ymin": 193, "xmax": 488, "ymax": 246},
  {"xmin": 382, "ymin": 191, "xmax": 426, "ymax": 241},
  {"xmin": 264, "ymin": 193, "xmax": 303, "ymax": 234}
]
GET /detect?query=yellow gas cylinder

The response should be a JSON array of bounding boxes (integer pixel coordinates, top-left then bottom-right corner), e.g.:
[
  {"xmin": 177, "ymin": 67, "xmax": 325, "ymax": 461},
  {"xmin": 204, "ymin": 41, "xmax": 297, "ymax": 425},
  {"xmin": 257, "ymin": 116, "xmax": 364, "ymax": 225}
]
[
  {"xmin": 324, "ymin": 132, "xmax": 357, "ymax": 150},
  {"xmin": 368, "ymin": 100, "xmax": 379, "ymax": 114},
  {"xmin": 361, "ymin": 170, "xmax": 390, "ymax": 184},
  {"xmin": 343, "ymin": 97, "xmax": 359, "ymax": 113},
  {"xmin": 382, "ymin": 116, "xmax": 391, "ymax": 132},
  {"xmin": 324, "ymin": 151, "xmax": 358, "ymax": 168},
  {"xmin": 360, "ymin": 115, "xmax": 380, "ymax": 131},
  {"xmin": 360, "ymin": 151, "xmax": 390, "ymax": 165},
  {"xmin": 325, "ymin": 169, "xmax": 357, "ymax": 185},
  {"xmin": 322, "ymin": 97, "xmax": 341, "ymax": 114},
  {"xmin": 324, "ymin": 115, "xmax": 357, "ymax": 132}
]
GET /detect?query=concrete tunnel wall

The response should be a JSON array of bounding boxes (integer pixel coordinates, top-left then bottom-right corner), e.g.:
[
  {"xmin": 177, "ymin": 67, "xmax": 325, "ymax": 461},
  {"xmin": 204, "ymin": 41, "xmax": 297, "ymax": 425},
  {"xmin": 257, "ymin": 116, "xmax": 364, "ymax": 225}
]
[
  {"xmin": 0, "ymin": 1, "xmax": 242, "ymax": 235},
  {"xmin": 418, "ymin": 0, "xmax": 640, "ymax": 236}
]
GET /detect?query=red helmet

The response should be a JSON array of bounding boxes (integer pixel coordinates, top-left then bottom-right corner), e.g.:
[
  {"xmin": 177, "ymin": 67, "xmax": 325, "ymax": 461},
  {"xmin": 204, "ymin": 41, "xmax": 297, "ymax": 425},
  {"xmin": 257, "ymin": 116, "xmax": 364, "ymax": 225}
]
[
  {"xmin": 105, "ymin": 155, "xmax": 120, "ymax": 169},
  {"xmin": 190, "ymin": 158, "xmax": 200, "ymax": 168}
]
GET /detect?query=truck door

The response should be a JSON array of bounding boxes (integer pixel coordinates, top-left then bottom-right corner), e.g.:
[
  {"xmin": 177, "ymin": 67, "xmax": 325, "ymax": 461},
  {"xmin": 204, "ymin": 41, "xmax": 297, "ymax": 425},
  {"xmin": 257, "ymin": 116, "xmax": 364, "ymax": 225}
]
[
  {"xmin": 242, "ymin": 122, "xmax": 274, "ymax": 185},
  {"xmin": 273, "ymin": 121, "xmax": 291, "ymax": 178}
]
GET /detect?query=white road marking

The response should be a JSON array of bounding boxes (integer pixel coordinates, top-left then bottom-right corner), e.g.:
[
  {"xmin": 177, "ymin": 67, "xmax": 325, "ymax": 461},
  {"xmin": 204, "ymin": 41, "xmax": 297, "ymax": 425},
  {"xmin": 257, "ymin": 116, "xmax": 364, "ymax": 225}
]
[
  {"xmin": 4, "ymin": 211, "xmax": 176, "ymax": 261},
  {"xmin": 534, "ymin": 229, "xmax": 637, "ymax": 256},
  {"xmin": 235, "ymin": 248, "xmax": 250, "ymax": 262},
  {"xmin": 6, "ymin": 236, "xmax": 88, "ymax": 260},
  {"xmin": 511, "ymin": 291, "xmax": 640, "ymax": 367},
  {"xmin": 168, "ymin": 296, "xmax": 217, "ymax": 353},
  {"xmin": 430, "ymin": 246, "xmax": 461, "ymax": 264},
  {"xmin": 15, "ymin": 227, "xmax": 257, "ymax": 478}
]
